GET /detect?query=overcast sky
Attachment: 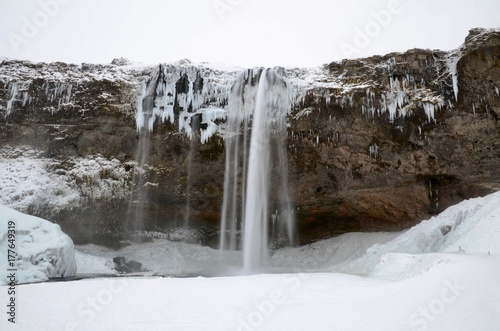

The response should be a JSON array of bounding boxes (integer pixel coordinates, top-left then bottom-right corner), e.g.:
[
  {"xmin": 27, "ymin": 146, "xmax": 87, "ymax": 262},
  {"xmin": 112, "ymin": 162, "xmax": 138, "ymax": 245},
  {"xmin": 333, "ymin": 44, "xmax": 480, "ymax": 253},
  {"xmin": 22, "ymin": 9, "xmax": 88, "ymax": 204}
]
[{"xmin": 0, "ymin": 0, "xmax": 499, "ymax": 68}]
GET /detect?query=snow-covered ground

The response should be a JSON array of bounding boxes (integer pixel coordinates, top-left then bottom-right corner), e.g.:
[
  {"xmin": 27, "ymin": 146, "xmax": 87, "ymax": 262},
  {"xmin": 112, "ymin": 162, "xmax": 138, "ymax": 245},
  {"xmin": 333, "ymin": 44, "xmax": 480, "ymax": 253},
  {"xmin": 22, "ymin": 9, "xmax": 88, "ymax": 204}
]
[{"xmin": 1, "ymin": 192, "xmax": 500, "ymax": 330}]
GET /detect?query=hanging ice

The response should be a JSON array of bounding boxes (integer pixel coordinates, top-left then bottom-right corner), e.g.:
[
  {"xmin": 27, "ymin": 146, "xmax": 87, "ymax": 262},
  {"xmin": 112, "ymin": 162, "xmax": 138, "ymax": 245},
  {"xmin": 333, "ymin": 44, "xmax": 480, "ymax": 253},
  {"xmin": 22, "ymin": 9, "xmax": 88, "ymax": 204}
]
[
  {"xmin": 6, "ymin": 82, "xmax": 20, "ymax": 115},
  {"xmin": 423, "ymin": 103, "xmax": 436, "ymax": 123},
  {"xmin": 134, "ymin": 63, "xmax": 232, "ymax": 142},
  {"xmin": 369, "ymin": 144, "xmax": 379, "ymax": 160},
  {"xmin": 446, "ymin": 52, "xmax": 460, "ymax": 102}
]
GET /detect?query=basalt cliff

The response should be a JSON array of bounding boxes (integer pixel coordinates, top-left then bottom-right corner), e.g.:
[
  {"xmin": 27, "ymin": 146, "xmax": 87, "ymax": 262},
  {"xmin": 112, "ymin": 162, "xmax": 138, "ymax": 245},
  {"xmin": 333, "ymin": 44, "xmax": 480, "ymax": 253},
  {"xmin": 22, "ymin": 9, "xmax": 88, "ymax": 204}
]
[{"xmin": 1, "ymin": 28, "xmax": 499, "ymax": 247}]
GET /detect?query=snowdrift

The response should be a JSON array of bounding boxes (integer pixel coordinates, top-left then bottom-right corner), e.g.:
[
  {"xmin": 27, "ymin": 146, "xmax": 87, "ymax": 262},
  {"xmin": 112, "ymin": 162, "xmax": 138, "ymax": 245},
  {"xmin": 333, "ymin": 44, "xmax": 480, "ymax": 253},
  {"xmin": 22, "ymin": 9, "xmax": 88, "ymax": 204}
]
[
  {"xmin": 271, "ymin": 191, "xmax": 500, "ymax": 279},
  {"xmin": 0, "ymin": 205, "xmax": 77, "ymax": 285},
  {"xmin": 333, "ymin": 191, "xmax": 500, "ymax": 278}
]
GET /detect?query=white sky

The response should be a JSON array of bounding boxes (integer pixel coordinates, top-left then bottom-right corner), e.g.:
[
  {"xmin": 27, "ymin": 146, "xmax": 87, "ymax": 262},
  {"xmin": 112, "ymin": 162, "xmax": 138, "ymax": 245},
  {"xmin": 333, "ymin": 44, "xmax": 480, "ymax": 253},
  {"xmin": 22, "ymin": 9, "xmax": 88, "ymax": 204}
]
[{"xmin": 0, "ymin": 0, "xmax": 499, "ymax": 68}]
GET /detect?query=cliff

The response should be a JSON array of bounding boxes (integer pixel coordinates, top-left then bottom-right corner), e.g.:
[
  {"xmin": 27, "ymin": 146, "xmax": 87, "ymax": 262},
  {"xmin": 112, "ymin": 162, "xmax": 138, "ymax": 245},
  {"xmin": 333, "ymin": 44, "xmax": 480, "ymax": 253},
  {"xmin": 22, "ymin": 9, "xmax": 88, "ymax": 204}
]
[{"xmin": 1, "ymin": 28, "xmax": 499, "ymax": 247}]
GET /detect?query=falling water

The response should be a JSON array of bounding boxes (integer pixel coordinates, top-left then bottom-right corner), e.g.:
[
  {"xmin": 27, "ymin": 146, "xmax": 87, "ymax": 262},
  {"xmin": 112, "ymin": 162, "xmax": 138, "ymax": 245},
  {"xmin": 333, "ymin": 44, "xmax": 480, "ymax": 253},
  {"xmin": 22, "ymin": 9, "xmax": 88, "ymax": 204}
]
[
  {"xmin": 126, "ymin": 65, "xmax": 166, "ymax": 236},
  {"xmin": 220, "ymin": 68, "xmax": 295, "ymax": 272}
]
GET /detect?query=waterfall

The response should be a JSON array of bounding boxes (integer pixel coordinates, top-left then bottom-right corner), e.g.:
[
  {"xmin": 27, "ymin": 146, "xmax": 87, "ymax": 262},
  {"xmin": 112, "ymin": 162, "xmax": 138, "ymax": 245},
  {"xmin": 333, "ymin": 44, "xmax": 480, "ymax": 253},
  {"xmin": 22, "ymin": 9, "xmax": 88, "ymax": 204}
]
[
  {"xmin": 126, "ymin": 65, "xmax": 165, "ymax": 237},
  {"xmin": 220, "ymin": 68, "xmax": 295, "ymax": 273}
]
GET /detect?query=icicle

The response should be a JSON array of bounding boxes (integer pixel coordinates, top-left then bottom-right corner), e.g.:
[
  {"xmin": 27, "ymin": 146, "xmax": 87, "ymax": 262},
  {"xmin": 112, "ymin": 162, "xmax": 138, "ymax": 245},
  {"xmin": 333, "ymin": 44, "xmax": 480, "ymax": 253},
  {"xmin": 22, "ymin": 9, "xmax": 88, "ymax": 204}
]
[
  {"xmin": 369, "ymin": 144, "xmax": 379, "ymax": 160},
  {"xmin": 22, "ymin": 91, "xmax": 29, "ymax": 106},
  {"xmin": 6, "ymin": 82, "xmax": 19, "ymax": 115},
  {"xmin": 446, "ymin": 52, "xmax": 460, "ymax": 102},
  {"xmin": 134, "ymin": 63, "xmax": 234, "ymax": 142},
  {"xmin": 423, "ymin": 103, "xmax": 436, "ymax": 123}
]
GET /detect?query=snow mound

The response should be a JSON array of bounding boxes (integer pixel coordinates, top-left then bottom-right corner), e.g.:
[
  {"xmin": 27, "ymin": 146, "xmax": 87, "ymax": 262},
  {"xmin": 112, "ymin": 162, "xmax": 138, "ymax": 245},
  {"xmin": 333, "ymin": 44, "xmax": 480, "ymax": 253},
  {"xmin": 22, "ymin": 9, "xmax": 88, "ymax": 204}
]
[
  {"xmin": 0, "ymin": 205, "xmax": 77, "ymax": 284},
  {"xmin": 336, "ymin": 191, "xmax": 500, "ymax": 277}
]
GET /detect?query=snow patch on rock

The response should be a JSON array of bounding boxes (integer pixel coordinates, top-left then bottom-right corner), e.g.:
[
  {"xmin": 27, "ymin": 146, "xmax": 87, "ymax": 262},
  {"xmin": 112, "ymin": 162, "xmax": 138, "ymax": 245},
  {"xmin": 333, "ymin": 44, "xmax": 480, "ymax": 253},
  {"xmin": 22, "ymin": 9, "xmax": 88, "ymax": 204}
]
[
  {"xmin": 0, "ymin": 146, "xmax": 134, "ymax": 217},
  {"xmin": 0, "ymin": 146, "xmax": 80, "ymax": 215}
]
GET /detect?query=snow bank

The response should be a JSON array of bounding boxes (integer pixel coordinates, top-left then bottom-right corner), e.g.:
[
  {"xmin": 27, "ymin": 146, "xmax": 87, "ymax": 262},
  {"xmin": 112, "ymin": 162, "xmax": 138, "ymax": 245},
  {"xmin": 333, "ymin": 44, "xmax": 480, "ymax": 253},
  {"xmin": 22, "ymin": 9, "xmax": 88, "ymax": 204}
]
[
  {"xmin": 0, "ymin": 205, "xmax": 77, "ymax": 284},
  {"xmin": 335, "ymin": 191, "xmax": 500, "ymax": 277}
]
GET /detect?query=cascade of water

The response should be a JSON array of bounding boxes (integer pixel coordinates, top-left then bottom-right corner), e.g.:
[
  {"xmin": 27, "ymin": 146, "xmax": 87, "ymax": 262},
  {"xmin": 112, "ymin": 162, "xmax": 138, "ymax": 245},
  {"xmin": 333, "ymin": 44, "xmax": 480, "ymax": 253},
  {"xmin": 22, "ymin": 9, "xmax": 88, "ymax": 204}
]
[
  {"xmin": 126, "ymin": 65, "xmax": 165, "ymax": 237},
  {"xmin": 220, "ymin": 68, "xmax": 295, "ymax": 272}
]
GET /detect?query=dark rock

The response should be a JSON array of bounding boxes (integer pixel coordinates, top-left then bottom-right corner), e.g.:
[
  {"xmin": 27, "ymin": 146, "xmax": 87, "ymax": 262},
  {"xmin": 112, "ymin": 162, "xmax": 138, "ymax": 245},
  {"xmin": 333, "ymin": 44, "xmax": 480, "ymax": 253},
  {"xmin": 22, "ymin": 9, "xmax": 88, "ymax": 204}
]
[
  {"xmin": 113, "ymin": 257, "xmax": 126, "ymax": 265},
  {"xmin": 126, "ymin": 260, "xmax": 142, "ymax": 273},
  {"xmin": 113, "ymin": 257, "xmax": 143, "ymax": 273}
]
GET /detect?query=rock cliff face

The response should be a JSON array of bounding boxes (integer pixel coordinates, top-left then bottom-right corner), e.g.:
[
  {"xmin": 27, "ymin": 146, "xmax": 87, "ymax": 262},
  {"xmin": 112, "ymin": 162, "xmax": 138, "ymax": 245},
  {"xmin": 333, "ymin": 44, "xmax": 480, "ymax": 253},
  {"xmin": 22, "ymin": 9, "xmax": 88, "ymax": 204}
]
[{"xmin": 1, "ymin": 29, "xmax": 499, "ymax": 247}]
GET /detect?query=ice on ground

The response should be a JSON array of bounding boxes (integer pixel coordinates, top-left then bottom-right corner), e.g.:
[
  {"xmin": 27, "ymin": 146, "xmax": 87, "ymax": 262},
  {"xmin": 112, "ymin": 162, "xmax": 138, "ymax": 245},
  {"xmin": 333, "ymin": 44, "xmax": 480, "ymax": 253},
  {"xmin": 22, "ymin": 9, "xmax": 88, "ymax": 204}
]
[{"xmin": 0, "ymin": 204, "xmax": 77, "ymax": 285}]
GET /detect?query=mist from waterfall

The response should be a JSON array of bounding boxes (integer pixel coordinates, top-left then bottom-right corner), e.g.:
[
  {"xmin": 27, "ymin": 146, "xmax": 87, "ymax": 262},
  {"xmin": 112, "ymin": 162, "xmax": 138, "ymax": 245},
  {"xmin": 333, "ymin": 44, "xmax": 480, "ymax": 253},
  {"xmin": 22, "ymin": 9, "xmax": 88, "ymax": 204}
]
[{"xmin": 220, "ymin": 68, "xmax": 296, "ymax": 273}]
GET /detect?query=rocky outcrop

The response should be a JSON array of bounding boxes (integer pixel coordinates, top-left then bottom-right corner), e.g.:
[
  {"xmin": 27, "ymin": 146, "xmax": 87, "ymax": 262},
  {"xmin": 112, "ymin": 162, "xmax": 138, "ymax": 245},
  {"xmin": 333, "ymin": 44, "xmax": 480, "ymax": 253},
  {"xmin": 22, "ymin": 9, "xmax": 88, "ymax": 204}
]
[{"xmin": 0, "ymin": 28, "xmax": 499, "ymax": 247}]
